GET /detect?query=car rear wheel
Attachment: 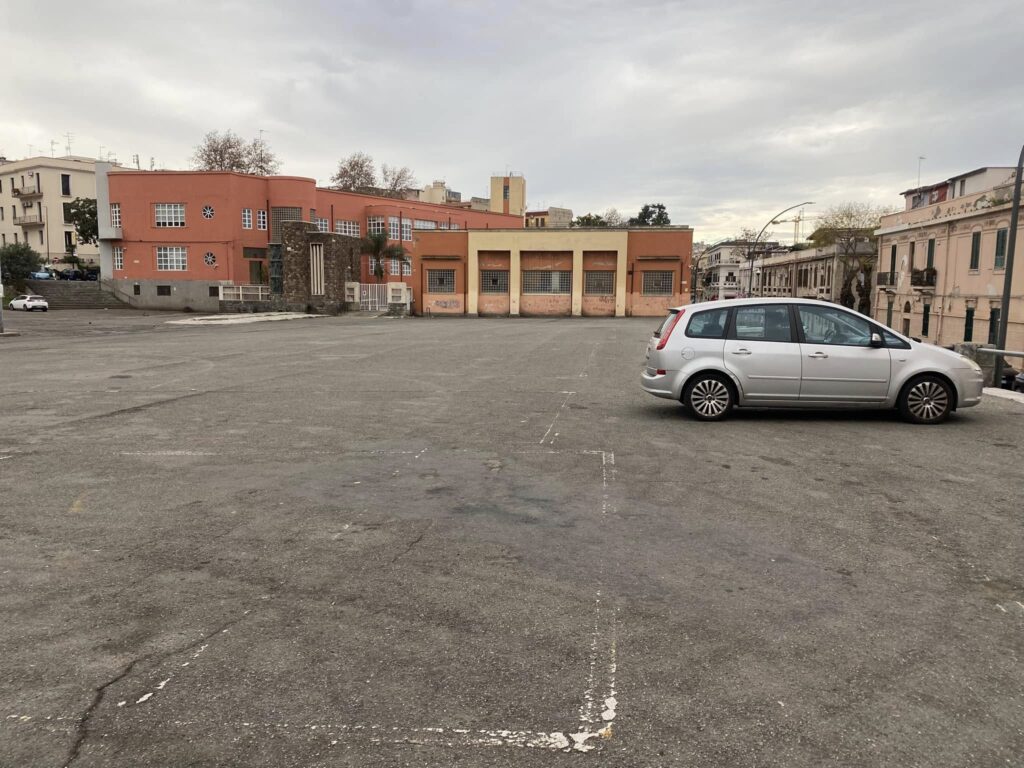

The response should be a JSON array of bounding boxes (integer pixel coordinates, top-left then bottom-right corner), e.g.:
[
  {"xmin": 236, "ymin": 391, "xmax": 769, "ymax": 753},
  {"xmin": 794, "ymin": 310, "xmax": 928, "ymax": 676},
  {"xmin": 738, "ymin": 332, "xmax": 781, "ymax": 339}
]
[
  {"xmin": 683, "ymin": 373, "xmax": 735, "ymax": 421},
  {"xmin": 899, "ymin": 375, "xmax": 953, "ymax": 424}
]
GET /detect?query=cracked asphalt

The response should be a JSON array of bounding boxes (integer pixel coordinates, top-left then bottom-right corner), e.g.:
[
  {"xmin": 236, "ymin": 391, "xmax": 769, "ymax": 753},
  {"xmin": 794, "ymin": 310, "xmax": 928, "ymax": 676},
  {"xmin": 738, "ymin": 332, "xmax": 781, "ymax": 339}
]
[{"xmin": 1, "ymin": 309, "xmax": 1023, "ymax": 767}]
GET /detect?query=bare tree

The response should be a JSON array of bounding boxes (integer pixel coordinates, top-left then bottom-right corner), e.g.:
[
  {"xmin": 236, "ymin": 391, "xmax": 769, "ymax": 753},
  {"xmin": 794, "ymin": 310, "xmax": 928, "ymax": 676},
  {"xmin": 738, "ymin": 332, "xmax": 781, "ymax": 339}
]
[
  {"xmin": 331, "ymin": 152, "xmax": 377, "ymax": 192},
  {"xmin": 192, "ymin": 130, "xmax": 280, "ymax": 175},
  {"xmin": 603, "ymin": 207, "xmax": 625, "ymax": 227},
  {"xmin": 811, "ymin": 203, "xmax": 889, "ymax": 312},
  {"xmin": 381, "ymin": 163, "xmax": 416, "ymax": 199}
]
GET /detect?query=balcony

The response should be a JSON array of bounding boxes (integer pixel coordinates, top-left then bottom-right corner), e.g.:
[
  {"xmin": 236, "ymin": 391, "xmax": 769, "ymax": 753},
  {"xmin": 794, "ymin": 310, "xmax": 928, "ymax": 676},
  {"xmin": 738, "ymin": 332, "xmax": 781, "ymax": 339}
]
[
  {"xmin": 910, "ymin": 267, "xmax": 937, "ymax": 289},
  {"xmin": 876, "ymin": 272, "xmax": 896, "ymax": 286},
  {"xmin": 13, "ymin": 214, "xmax": 44, "ymax": 228},
  {"xmin": 12, "ymin": 185, "xmax": 41, "ymax": 198}
]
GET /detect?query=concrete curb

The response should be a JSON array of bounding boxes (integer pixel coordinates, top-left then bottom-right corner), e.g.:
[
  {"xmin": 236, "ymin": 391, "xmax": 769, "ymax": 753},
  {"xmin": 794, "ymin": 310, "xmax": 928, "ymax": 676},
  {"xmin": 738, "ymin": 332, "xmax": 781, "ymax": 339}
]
[
  {"xmin": 983, "ymin": 387, "xmax": 1024, "ymax": 404},
  {"xmin": 0, "ymin": 331, "xmax": 22, "ymax": 337}
]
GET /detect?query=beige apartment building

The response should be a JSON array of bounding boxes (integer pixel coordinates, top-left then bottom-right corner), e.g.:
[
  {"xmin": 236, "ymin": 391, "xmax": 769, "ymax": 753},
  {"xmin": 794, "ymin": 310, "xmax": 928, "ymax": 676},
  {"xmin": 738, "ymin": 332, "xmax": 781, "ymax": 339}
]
[
  {"xmin": 0, "ymin": 155, "xmax": 99, "ymax": 266},
  {"xmin": 752, "ymin": 241, "xmax": 876, "ymax": 305},
  {"xmin": 525, "ymin": 206, "xmax": 573, "ymax": 228},
  {"xmin": 873, "ymin": 166, "xmax": 1022, "ymax": 349}
]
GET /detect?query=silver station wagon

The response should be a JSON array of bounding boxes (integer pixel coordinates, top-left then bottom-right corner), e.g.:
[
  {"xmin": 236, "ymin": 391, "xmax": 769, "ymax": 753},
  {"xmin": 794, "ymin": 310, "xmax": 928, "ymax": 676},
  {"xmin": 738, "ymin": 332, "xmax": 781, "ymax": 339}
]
[{"xmin": 642, "ymin": 298, "xmax": 984, "ymax": 424}]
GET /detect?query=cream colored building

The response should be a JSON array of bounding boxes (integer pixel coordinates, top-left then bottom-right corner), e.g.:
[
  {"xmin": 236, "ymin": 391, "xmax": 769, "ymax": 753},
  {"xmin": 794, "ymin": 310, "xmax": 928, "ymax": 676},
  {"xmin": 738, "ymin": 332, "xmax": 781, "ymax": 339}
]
[
  {"xmin": 489, "ymin": 174, "xmax": 526, "ymax": 217},
  {"xmin": 873, "ymin": 166, "xmax": 1022, "ymax": 349},
  {"xmin": 0, "ymin": 155, "xmax": 100, "ymax": 266},
  {"xmin": 525, "ymin": 206, "xmax": 573, "ymax": 228},
  {"xmin": 752, "ymin": 242, "xmax": 875, "ymax": 304}
]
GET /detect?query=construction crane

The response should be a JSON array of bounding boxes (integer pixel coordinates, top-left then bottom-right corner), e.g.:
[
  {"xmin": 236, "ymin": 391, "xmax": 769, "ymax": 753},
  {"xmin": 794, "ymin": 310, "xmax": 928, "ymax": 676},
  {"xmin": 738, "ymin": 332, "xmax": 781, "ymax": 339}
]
[{"xmin": 771, "ymin": 208, "xmax": 812, "ymax": 244}]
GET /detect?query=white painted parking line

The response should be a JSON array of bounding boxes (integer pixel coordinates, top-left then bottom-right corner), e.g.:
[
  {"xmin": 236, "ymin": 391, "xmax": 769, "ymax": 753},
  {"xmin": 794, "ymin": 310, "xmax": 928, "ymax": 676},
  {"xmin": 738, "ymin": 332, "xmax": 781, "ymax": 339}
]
[{"xmin": 539, "ymin": 391, "xmax": 576, "ymax": 444}]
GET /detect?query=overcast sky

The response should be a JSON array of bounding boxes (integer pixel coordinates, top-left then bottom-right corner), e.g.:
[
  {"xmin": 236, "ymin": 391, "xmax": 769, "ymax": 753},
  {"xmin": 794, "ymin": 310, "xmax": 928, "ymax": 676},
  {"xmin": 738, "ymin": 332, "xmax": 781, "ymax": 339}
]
[{"xmin": 4, "ymin": 0, "xmax": 1021, "ymax": 241}]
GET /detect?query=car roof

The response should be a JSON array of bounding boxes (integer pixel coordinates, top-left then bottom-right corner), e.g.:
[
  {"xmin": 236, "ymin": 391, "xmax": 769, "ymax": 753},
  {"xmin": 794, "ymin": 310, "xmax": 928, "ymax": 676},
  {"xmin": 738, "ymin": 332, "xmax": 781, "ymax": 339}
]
[{"xmin": 673, "ymin": 297, "xmax": 854, "ymax": 312}]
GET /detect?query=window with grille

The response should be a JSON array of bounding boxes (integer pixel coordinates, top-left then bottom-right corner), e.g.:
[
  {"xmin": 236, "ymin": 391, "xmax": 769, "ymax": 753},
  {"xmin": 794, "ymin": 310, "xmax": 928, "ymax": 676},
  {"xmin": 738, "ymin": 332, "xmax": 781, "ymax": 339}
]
[
  {"xmin": 428, "ymin": 269, "xmax": 456, "ymax": 293},
  {"xmin": 368, "ymin": 216, "xmax": 386, "ymax": 236},
  {"xmin": 388, "ymin": 216, "xmax": 400, "ymax": 240},
  {"xmin": 270, "ymin": 206, "xmax": 301, "ymax": 243},
  {"xmin": 390, "ymin": 256, "xmax": 403, "ymax": 275},
  {"xmin": 522, "ymin": 271, "xmax": 571, "ymax": 294},
  {"xmin": 402, "ymin": 260, "xmax": 412, "ymax": 276},
  {"xmin": 113, "ymin": 246, "xmax": 124, "ymax": 270},
  {"xmin": 642, "ymin": 271, "xmax": 674, "ymax": 295},
  {"xmin": 335, "ymin": 220, "xmax": 360, "ymax": 237},
  {"xmin": 110, "ymin": 203, "xmax": 121, "ymax": 228},
  {"xmin": 316, "ymin": 217, "xmax": 329, "ymax": 233},
  {"xmin": 401, "ymin": 219, "xmax": 412, "ymax": 241},
  {"xmin": 257, "ymin": 209, "xmax": 267, "ymax": 230},
  {"xmin": 413, "ymin": 219, "xmax": 437, "ymax": 230},
  {"xmin": 242, "ymin": 208, "xmax": 252, "ymax": 229},
  {"xmin": 310, "ymin": 243, "xmax": 325, "ymax": 296},
  {"xmin": 154, "ymin": 203, "xmax": 185, "ymax": 227},
  {"xmin": 480, "ymin": 270, "xmax": 509, "ymax": 293},
  {"xmin": 584, "ymin": 271, "xmax": 614, "ymax": 295},
  {"xmin": 156, "ymin": 246, "xmax": 187, "ymax": 271}
]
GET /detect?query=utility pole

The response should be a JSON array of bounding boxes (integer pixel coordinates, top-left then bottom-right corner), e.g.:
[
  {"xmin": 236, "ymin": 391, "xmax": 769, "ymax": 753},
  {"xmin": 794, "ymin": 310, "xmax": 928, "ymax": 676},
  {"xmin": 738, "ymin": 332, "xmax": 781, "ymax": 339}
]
[{"xmin": 993, "ymin": 144, "xmax": 1023, "ymax": 388}]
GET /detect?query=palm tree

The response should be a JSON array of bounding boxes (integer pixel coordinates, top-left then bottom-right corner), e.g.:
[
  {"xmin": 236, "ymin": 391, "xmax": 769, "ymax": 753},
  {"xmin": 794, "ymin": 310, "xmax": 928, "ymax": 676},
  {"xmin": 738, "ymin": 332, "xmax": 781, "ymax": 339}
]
[{"xmin": 359, "ymin": 232, "xmax": 408, "ymax": 282}]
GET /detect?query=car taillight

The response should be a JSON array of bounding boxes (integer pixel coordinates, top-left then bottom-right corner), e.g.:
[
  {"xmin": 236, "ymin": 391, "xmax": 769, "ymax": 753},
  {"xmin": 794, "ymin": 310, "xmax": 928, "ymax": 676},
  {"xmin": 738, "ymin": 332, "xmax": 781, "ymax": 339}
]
[{"xmin": 655, "ymin": 310, "xmax": 685, "ymax": 350}]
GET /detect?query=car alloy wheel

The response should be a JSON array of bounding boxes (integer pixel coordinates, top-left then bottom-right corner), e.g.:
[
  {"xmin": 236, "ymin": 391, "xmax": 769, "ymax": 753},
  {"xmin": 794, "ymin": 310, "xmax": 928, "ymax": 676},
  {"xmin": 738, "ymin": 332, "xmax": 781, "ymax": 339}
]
[
  {"xmin": 901, "ymin": 376, "xmax": 952, "ymax": 424},
  {"xmin": 686, "ymin": 375, "xmax": 733, "ymax": 421}
]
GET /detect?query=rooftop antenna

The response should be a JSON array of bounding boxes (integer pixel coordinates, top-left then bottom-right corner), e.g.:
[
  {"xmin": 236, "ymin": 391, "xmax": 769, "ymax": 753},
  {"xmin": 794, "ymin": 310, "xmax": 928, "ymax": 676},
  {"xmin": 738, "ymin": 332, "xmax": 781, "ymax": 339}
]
[
  {"xmin": 132, "ymin": 153, "xmax": 140, "ymax": 170},
  {"xmin": 50, "ymin": 140, "xmax": 58, "ymax": 157},
  {"xmin": 149, "ymin": 157, "xmax": 155, "ymax": 170},
  {"xmin": 64, "ymin": 132, "xmax": 74, "ymax": 157},
  {"xmin": 917, "ymin": 155, "xmax": 926, "ymax": 187}
]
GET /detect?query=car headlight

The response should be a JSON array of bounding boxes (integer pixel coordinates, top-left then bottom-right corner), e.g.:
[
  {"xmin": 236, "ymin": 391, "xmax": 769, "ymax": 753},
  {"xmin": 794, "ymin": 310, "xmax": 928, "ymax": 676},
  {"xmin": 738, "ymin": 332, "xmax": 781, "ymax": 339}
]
[{"xmin": 959, "ymin": 355, "xmax": 982, "ymax": 373}]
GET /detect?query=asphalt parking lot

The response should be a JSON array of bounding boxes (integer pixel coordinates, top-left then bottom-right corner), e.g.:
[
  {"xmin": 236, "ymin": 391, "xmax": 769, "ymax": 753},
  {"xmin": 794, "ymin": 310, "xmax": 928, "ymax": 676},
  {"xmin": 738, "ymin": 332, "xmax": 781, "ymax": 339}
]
[{"xmin": 1, "ymin": 309, "xmax": 1022, "ymax": 767}]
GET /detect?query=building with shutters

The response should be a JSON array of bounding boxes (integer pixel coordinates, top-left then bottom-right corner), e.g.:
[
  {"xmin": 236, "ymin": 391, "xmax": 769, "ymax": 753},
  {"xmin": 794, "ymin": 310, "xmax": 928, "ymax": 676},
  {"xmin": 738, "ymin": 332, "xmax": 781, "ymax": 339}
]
[{"xmin": 873, "ymin": 166, "xmax": 1023, "ymax": 349}]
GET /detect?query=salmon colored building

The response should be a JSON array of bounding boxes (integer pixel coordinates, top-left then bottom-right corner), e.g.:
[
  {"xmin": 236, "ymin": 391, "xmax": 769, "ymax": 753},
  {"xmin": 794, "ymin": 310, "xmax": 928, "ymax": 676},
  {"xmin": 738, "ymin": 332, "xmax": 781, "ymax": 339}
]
[
  {"xmin": 414, "ymin": 227, "xmax": 692, "ymax": 317},
  {"xmin": 95, "ymin": 164, "xmax": 522, "ymax": 312}
]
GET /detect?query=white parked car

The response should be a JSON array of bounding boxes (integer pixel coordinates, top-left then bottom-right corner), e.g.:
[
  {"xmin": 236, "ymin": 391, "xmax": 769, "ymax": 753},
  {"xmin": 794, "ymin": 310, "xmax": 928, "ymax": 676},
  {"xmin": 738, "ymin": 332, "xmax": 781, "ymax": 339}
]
[
  {"xmin": 8, "ymin": 295, "xmax": 49, "ymax": 312},
  {"xmin": 642, "ymin": 298, "xmax": 984, "ymax": 424}
]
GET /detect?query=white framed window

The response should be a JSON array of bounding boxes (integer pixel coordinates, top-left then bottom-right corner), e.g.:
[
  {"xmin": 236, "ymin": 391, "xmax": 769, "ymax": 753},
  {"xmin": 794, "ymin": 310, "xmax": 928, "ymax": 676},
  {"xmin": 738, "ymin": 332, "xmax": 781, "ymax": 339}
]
[
  {"xmin": 368, "ymin": 216, "xmax": 386, "ymax": 236},
  {"xmin": 256, "ymin": 209, "xmax": 267, "ymax": 230},
  {"xmin": 390, "ymin": 256, "xmax": 401, "ymax": 275},
  {"xmin": 242, "ymin": 208, "xmax": 253, "ymax": 229},
  {"xmin": 449, "ymin": 223, "xmax": 461, "ymax": 230},
  {"xmin": 110, "ymin": 203, "xmax": 121, "ymax": 228},
  {"xmin": 388, "ymin": 216, "xmax": 400, "ymax": 240},
  {"xmin": 402, "ymin": 260, "xmax": 412, "ymax": 276},
  {"xmin": 401, "ymin": 219, "xmax": 412, "ymax": 241},
  {"xmin": 413, "ymin": 219, "xmax": 437, "ymax": 230},
  {"xmin": 113, "ymin": 246, "xmax": 124, "ymax": 270},
  {"xmin": 439, "ymin": 221, "xmax": 450, "ymax": 230},
  {"xmin": 156, "ymin": 246, "xmax": 187, "ymax": 271},
  {"xmin": 155, "ymin": 203, "xmax": 185, "ymax": 227},
  {"xmin": 522, "ymin": 271, "xmax": 571, "ymax": 294},
  {"xmin": 335, "ymin": 219, "xmax": 360, "ymax": 237},
  {"xmin": 427, "ymin": 269, "xmax": 456, "ymax": 293},
  {"xmin": 316, "ymin": 217, "xmax": 329, "ymax": 233},
  {"xmin": 310, "ymin": 243, "xmax": 325, "ymax": 296}
]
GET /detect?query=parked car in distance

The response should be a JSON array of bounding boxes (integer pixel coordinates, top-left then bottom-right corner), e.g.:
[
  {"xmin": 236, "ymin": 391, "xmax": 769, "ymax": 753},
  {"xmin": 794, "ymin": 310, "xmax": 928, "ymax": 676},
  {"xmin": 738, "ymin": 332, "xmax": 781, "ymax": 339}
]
[
  {"xmin": 1014, "ymin": 370, "xmax": 1024, "ymax": 393},
  {"xmin": 8, "ymin": 295, "xmax": 49, "ymax": 311},
  {"xmin": 29, "ymin": 270, "xmax": 53, "ymax": 279},
  {"xmin": 642, "ymin": 298, "xmax": 984, "ymax": 424},
  {"xmin": 57, "ymin": 270, "xmax": 83, "ymax": 280}
]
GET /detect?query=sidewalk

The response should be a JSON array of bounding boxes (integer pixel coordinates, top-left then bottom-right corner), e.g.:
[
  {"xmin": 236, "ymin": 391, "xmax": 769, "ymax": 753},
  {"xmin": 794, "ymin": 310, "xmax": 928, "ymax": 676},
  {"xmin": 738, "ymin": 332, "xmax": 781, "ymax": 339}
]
[{"xmin": 983, "ymin": 387, "xmax": 1024, "ymax": 404}]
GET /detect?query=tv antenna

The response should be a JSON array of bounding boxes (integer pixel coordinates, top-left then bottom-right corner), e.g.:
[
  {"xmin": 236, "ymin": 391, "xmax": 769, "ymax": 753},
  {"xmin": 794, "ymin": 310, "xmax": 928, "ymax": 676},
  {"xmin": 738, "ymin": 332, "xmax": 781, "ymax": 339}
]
[
  {"xmin": 64, "ymin": 132, "xmax": 74, "ymax": 157},
  {"xmin": 50, "ymin": 140, "xmax": 58, "ymax": 157}
]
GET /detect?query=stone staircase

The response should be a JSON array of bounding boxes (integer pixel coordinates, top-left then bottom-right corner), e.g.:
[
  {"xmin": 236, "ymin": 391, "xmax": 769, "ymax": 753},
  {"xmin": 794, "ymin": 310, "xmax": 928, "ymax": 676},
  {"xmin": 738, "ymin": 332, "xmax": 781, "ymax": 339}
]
[{"xmin": 25, "ymin": 280, "xmax": 129, "ymax": 310}]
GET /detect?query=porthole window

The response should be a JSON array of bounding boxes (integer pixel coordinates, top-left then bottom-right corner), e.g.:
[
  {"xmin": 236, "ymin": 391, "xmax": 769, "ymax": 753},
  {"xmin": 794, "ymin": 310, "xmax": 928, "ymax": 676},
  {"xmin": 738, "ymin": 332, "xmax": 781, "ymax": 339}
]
[
  {"xmin": 204, "ymin": 252, "xmax": 216, "ymax": 266},
  {"xmin": 202, "ymin": 205, "xmax": 215, "ymax": 219}
]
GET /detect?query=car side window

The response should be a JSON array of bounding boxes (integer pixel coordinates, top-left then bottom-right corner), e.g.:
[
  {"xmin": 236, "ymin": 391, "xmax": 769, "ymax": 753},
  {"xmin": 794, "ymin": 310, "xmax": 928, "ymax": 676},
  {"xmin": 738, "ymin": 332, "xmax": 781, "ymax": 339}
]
[
  {"xmin": 732, "ymin": 305, "xmax": 793, "ymax": 342},
  {"xmin": 882, "ymin": 329, "xmax": 911, "ymax": 349},
  {"xmin": 686, "ymin": 308, "xmax": 729, "ymax": 339},
  {"xmin": 798, "ymin": 305, "xmax": 872, "ymax": 347}
]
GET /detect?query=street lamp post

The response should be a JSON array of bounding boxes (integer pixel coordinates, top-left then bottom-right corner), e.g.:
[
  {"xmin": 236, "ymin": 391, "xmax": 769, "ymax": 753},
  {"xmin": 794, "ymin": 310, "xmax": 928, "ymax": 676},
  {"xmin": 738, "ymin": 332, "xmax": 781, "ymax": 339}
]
[
  {"xmin": 746, "ymin": 202, "xmax": 814, "ymax": 297},
  {"xmin": 993, "ymin": 144, "xmax": 1023, "ymax": 388},
  {"xmin": 692, "ymin": 237, "xmax": 731, "ymax": 303}
]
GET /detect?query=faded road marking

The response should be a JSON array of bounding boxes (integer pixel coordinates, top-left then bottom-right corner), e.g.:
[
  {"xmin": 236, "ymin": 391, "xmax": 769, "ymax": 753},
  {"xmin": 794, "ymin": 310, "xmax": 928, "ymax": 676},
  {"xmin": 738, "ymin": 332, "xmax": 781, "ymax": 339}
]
[{"xmin": 539, "ymin": 391, "xmax": 575, "ymax": 444}]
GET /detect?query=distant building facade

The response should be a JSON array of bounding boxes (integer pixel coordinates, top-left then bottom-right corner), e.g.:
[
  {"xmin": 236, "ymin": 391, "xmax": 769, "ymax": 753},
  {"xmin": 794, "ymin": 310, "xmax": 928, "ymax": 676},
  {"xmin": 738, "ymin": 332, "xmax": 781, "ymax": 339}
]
[
  {"xmin": 874, "ymin": 166, "xmax": 1022, "ymax": 348},
  {"xmin": 752, "ymin": 241, "xmax": 875, "ymax": 304},
  {"xmin": 525, "ymin": 207, "xmax": 573, "ymax": 228},
  {"xmin": 0, "ymin": 155, "xmax": 100, "ymax": 266}
]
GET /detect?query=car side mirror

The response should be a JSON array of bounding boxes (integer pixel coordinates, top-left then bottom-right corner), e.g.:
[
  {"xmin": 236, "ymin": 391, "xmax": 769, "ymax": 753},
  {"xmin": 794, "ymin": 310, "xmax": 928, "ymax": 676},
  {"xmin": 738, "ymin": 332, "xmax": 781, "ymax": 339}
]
[{"xmin": 870, "ymin": 332, "xmax": 883, "ymax": 348}]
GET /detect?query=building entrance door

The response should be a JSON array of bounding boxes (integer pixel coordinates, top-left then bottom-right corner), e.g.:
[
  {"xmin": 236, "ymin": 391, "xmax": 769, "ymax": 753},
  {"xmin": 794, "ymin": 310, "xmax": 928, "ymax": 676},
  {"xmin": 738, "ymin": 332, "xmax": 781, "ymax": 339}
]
[{"xmin": 249, "ymin": 260, "xmax": 266, "ymax": 284}]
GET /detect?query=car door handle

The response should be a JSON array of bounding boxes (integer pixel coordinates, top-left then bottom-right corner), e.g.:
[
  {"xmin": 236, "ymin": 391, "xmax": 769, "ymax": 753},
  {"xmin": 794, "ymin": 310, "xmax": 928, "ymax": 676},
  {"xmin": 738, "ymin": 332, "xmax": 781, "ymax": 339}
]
[
  {"xmin": 731, "ymin": 349, "xmax": 752, "ymax": 356},
  {"xmin": 808, "ymin": 352, "xmax": 829, "ymax": 359}
]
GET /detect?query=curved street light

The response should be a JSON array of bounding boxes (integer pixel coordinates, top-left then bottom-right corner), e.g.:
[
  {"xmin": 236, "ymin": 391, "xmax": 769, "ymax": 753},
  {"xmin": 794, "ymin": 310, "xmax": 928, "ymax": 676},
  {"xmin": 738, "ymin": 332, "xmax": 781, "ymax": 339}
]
[
  {"xmin": 691, "ymin": 236, "xmax": 732, "ymax": 303},
  {"xmin": 745, "ymin": 201, "xmax": 815, "ymax": 296}
]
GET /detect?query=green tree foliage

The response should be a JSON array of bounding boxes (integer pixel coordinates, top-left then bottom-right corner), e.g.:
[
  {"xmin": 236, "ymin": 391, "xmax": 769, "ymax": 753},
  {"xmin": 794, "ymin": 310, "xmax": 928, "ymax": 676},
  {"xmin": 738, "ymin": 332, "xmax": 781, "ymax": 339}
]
[
  {"xmin": 811, "ymin": 203, "xmax": 888, "ymax": 312},
  {"xmin": 359, "ymin": 232, "xmax": 408, "ymax": 282},
  {"xmin": 628, "ymin": 203, "xmax": 671, "ymax": 226},
  {"xmin": 572, "ymin": 213, "xmax": 608, "ymax": 227},
  {"xmin": 0, "ymin": 242, "xmax": 43, "ymax": 287},
  {"xmin": 67, "ymin": 197, "xmax": 98, "ymax": 246}
]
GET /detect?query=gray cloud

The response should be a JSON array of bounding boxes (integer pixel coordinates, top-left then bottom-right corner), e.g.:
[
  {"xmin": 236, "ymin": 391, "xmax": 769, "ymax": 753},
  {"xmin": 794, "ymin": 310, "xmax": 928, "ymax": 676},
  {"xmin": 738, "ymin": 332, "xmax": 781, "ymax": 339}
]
[{"xmin": 4, "ymin": 0, "xmax": 1021, "ymax": 240}]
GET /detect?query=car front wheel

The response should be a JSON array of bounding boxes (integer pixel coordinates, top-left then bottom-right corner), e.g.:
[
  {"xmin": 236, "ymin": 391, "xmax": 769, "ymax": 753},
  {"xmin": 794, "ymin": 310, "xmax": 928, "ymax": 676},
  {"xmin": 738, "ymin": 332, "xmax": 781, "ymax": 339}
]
[
  {"xmin": 683, "ymin": 373, "xmax": 735, "ymax": 421},
  {"xmin": 899, "ymin": 375, "xmax": 953, "ymax": 424}
]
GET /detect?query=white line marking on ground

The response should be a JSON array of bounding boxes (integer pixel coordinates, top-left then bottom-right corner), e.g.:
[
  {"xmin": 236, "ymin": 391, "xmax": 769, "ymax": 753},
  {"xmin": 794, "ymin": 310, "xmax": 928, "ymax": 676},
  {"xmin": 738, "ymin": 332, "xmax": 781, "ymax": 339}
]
[
  {"xmin": 539, "ymin": 391, "xmax": 575, "ymax": 444},
  {"xmin": 118, "ymin": 451, "xmax": 218, "ymax": 456}
]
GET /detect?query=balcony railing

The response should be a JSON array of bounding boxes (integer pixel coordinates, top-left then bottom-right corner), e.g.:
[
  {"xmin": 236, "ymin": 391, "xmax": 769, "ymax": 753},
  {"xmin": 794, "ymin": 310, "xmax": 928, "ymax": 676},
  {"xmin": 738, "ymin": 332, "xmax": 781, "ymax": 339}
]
[
  {"xmin": 876, "ymin": 272, "xmax": 896, "ymax": 286},
  {"xmin": 13, "ymin": 214, "xmax": 44, "ymax": 227},
  {"xmin": 910, "ymin": 267, "xmax": 937, "ymax": 288},
  {"xmin": 220, "ymin": 284, "xmax": 270, "ymax": 302},
  {"xmin": 12, "ymin": 185, "xmax": 41, "ymax": 197}
]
